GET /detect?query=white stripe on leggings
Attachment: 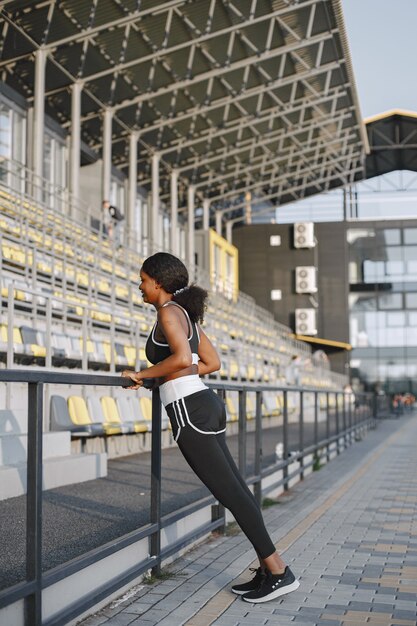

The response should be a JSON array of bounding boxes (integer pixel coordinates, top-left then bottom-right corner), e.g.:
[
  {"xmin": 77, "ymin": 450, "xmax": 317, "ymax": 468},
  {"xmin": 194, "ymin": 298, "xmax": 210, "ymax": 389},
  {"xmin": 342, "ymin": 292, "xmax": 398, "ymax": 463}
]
[{"xmin": 180, "ymin": 397, "xmax": 226, "ymax": 435}]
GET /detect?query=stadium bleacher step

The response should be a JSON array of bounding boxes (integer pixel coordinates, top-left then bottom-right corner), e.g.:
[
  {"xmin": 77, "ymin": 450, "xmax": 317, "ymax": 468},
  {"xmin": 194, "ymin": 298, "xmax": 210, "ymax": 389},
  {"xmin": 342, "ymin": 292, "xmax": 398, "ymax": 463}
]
[{"xmin": 0, "ymin": 451, "xmax": 107, "ymax": 500}]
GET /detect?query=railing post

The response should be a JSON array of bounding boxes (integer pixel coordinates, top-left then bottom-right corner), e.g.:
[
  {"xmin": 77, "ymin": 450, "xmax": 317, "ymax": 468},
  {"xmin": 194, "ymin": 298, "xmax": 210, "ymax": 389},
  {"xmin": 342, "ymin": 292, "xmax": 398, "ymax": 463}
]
[
  {"xmin": 342, "ymin": 392, "xmax": 347, "ymax": 450},
  {"xmin": 150, "ymin": 388, "xmax": 162, "ymax": 576},
  {"xmin": 238, "ymin": 389, "xmax": 247, "ymax": 477},
  {"xmin": 348, "ymin": 390, "xmax": 353, "ymax": 445},
  {"xmin": 299, "ymin": 390, "xmax": 304, "ymax": 480},
  {"xmin": 283, "ymin": 390, "xmax": 289, "ymax": 490},
  {"xmin": 314, "ymin": 391, "xmax": 319, "ymax": 454},
  {"xmin": 254, "ymin": 390, "xmax": 262, "ymax": 506},
  {"xmin": 326, "ymin": 391, "xmax": 330, "ymax": 462},
  {"xmin": 212, "ymin": 387, "xmax": 226, "ymax": 528},
  {"xmin": 25, "ymin": 382, "xmax": 44, "ymax": 626},
  {"xmin": 335, "ymin": 392, "xmax": 340, "ymax": 455}
]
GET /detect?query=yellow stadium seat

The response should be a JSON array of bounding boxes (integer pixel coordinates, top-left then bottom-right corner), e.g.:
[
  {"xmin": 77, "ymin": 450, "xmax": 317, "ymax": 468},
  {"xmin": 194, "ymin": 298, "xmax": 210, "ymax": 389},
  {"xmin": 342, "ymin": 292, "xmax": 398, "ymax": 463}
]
[
  {"xmin": 101, "ymin": 396, "xmax": 124, "ymax": 429},
  {"xmin": 124, "ymin": 345, "xmax": 136, "ymax": 367},
  {"xmin": 140, "ymin": 397, "xmax": 152, "ymax": 422},
  {"xmin": 226, "ymin": 396, "xmax": 238, "ymax": 422},
  {"xmin": 68, "ymin": 396, "xmax": 94, "ymax": 427}
]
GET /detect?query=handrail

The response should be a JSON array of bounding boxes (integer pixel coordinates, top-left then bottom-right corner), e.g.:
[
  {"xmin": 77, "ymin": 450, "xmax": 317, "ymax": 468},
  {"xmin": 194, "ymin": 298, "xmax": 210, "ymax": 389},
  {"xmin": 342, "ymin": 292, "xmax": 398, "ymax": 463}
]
[{"xmin": 0, "ymin": 368, "xmax": 381, "ymax": 626}]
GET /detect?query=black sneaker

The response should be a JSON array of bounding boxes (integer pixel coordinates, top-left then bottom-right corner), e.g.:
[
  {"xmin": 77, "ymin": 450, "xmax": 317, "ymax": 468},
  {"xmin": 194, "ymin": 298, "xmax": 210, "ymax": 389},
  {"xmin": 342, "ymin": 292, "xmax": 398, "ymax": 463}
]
[
  {"xmin": 231, "ymin": 567, "xmax": 266, "ymax": 595},
  {"xmin": 241, "ymin": 566, "xmax": 299, "ymax": 603}
]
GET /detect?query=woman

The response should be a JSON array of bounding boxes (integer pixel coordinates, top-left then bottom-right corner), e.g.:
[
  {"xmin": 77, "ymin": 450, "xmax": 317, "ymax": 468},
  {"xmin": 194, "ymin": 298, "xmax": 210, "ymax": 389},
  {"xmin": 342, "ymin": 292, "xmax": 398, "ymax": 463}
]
[{"xmin": 122, "ymin": 252, "xmax": 299, "ymax": 603}]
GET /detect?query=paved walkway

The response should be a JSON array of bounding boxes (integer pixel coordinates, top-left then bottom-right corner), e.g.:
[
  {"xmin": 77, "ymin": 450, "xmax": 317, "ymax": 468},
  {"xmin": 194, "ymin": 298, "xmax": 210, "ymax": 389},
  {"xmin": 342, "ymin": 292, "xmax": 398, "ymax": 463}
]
[{"xmin": 79, "ymin": 416, "xmax": 417, "ymax": 626}]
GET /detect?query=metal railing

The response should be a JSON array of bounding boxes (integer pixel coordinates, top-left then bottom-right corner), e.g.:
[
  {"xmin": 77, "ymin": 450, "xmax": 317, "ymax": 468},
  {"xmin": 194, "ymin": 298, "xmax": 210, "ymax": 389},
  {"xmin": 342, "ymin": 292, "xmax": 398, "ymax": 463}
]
[{"xmin": 0, "ymin": 369, "xmax": 381, "ymax": 626}]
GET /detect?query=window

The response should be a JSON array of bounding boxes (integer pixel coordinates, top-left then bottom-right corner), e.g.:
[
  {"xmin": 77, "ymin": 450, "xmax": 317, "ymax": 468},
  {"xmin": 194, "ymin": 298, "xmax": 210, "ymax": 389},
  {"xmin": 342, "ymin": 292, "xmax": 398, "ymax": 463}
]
[
  {"xmin": 404, "ymin": 228, "xmax": 417, "ymax": 245},
  {"xmin": 387, "ymin": 312, "xmax": 405, "ymax": 327},
  {"xmin": 378, "ymin": 293, "xmax": 402, "ymax": 310},
  {"xmin": 0, "ymin": 97, "xmax": 27, "ymax": 191},
  {"xmin": 383, "ymin": 229, "xmax": 401, "ymax": 245},
  {"xmin": 405, "ymin": 293, "xmax": 417, "ymax": 309},
  {"xmin": 385, "ymin": 261, "xmax": 404, "ymax": 275}
]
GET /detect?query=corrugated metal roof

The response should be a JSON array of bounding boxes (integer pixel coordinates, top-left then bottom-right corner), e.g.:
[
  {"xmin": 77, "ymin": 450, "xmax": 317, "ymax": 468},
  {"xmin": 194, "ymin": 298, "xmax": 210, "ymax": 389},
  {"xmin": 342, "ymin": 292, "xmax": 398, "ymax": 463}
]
[{"xmin": 0, "ymin": 0, "xmax": 368, "ymax": 221}]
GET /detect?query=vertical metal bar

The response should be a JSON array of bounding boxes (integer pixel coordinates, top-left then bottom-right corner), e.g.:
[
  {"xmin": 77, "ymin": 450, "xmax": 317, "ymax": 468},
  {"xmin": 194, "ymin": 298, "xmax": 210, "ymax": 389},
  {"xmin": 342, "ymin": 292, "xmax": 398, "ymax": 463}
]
[
  {"xmin": 348, "ymin": 390, "xmax": 353, "ymax": 445},
  {"xmin": 33, "ymin": 49, "xmax": 46, "ymax": 201},
  {"xmin": 187, "ymin": 184, "xmax": 195, "ymax": 271},
  {"xmin": 170, "ymin": 169, "xmax": 179, "ymax": 255},
  {"xmin": 25, "ymin": 382, "xmax": 43, "ymax": 626},
  {"xmin": 238, "ymin": 389, "xmax": 247, "ymax": 478},
  {"xmin": 314, "ymin": 391, "xmax": 318, "ymax": 453},
  {"xmin": 342, "ymin": 392, "xmax": 347, "ymax": 449},
  {"xmin": 151, "ymin": 153, "xmax": 160, "ymax": 253},
  {"xmin": 254, "ymin": 390, "xmax": 262, "ymax": 506},
  {"xmin": 203, "ymin": 198, "xmax": 210, "ymax": 230},
  {"xmin": 326, "ymin": 391, "xmax": 330, "ymax": 462},
  {"xmin": 299, "ymin": 390, "xmax": 304, "ymax": 480},
  {"xmin": 7, "ymin": 283, "xmax": 15, "ymax": 369},
  {"xmin": 150, "ymin": 388, "xmax": 162, "ymax": 576},
  {"xmin": 128, "ymin": 131, "xmax": 138, "ymax": 239},
  {"xmin": 213, "ymin": 387, "xmax": 226, "ymax": 528},
  {"xmin": 335, "ymin": 392, "xmax": 340, "ymax": 455},
  {"xmin": 70, "ymin": 82, "xmax": 82, "ymax": 212},
  {"xmin": 45, "ymin": 299, "xmax": 52, "ymax": 369},
  {"xmin": 102, "ymin": 108, "xmax": 113, "ymax": 203},
  {"xmin": 283, "ymin": 390, "xmax": 289, "ymax": 490}
]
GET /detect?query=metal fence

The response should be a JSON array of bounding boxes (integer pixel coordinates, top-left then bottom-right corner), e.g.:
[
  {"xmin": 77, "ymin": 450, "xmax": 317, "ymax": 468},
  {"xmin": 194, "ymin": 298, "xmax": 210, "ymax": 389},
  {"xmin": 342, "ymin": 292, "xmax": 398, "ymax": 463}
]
[{"xmin": 0, "ymin": 370, "xmax": 382, "ymax": 626}]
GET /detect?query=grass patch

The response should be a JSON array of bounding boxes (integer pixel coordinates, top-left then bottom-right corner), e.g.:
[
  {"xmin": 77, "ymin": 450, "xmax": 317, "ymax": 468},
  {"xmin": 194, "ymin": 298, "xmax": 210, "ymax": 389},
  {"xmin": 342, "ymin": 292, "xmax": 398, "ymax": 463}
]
[
  {"xmin": 142, "ymin": 567, "xmax": 182, "ymax": 585},
  {"xmin": 312, "ymin": 451, "xmax": 322, "ymax": 472},
  {"xmin": 262, "ymin": 497, "xmax": 280, "ymax": 509}
]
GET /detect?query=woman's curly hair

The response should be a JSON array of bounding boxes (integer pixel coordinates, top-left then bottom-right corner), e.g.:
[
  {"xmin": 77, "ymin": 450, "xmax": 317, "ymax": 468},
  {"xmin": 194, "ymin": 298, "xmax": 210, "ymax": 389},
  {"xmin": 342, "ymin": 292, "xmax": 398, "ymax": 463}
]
[{"xmin": 141, "ymin": 252, "xmax": 208, "ymax": 323}]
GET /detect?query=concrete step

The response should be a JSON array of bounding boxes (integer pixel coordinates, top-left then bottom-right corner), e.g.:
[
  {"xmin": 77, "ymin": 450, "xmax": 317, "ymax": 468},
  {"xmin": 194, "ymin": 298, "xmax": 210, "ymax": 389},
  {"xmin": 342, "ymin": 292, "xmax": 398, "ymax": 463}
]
[
  {"xmin": 0, "ymin": 431, "xmax": 71, "ymax": 465},
  {"xmin": 0, "ymin": 452, "xmax": 107, "ymax": 500}
]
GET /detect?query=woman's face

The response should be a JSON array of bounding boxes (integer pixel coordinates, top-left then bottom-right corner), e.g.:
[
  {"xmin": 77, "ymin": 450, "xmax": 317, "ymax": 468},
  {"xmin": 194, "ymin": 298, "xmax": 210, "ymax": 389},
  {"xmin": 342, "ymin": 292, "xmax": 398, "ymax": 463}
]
[{"xmin": 139, "ymin": 269, "xmax": 159, "ymax": 304}]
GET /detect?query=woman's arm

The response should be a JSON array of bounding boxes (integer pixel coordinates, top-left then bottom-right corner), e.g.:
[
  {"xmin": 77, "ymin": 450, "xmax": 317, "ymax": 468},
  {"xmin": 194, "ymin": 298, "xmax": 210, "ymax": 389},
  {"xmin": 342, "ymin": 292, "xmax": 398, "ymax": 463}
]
[
  {"xmin": 197, "ymin": 325, "xmax": 221, "ymax": 376},
  {"xmin": 122, "ymin": 305, "xmax": 192, "ymax": 387}
]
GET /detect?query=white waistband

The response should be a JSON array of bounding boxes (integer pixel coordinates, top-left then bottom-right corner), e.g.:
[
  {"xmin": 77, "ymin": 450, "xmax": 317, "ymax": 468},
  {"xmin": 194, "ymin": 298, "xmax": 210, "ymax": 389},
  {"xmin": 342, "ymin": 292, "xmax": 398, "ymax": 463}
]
[{"xmin": 159, "ymin": 374, "xmax": 208, "ymax": 407}]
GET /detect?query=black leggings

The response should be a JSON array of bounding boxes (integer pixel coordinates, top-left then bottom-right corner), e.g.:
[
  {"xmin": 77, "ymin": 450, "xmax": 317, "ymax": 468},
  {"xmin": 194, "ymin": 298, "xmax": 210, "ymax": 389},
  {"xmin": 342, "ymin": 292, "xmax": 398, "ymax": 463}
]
[{"xmin": 165, "ymin": 388, "xmax": 276, "ymax": 559}]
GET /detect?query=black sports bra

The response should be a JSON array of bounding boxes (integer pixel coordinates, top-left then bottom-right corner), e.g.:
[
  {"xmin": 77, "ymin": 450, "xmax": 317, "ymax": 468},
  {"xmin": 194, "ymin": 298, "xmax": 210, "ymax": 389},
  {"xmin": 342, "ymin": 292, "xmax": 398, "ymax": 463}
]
[{"xmin": 145, "ymin": 301, "xmax": 200, "ymax": 365}]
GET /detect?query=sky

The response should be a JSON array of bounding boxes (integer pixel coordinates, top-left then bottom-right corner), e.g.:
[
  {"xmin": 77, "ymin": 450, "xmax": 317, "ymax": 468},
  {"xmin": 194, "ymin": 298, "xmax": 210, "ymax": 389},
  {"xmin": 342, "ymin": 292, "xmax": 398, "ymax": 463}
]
[{"xmin": 342, "ymin": 1, "xmax": 417, "ymax": 119}]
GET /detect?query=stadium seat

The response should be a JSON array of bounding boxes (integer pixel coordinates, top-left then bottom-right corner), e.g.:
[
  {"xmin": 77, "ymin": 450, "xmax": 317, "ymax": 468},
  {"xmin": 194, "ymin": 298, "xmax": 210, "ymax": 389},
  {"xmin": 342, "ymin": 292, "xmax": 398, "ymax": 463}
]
[
  {"xmin": 101, "ymin": 396, "xmax": 132, "ymax": 433},
  {"xmin": 115, "ymin": 396, "xmax": 148, "ymax": 433},
  {"xmin": 86, "ymin": 396, "xmax": 122, "ymax": 435},
  {"xmin": 51, "ymin": 395, "xmax": 104, "ymax": 436}
]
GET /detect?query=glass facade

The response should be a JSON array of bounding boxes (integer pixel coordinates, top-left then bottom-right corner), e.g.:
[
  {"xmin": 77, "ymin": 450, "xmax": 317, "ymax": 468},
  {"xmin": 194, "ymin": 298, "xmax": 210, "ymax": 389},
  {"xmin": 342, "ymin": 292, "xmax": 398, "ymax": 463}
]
[
  {"xmin": 348, "ymin": 225, "xmax": 417, "ymax": 394},
  {"xmin": 0, "ymin": 96, "xmax": 27, "ymax": 191}
]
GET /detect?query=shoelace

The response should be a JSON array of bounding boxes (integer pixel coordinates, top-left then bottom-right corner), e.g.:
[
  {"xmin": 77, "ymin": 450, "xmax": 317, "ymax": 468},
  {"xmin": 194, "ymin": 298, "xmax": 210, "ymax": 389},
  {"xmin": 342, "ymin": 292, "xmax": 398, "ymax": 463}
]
[{"xmin": 249, "ymin": 567, "xmax": 265, "ymax": 577}]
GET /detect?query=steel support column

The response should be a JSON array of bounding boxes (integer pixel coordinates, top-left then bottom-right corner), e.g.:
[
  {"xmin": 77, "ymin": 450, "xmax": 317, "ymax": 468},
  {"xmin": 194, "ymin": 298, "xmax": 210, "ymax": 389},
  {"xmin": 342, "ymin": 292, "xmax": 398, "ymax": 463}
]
[
  {"xmin": 102, "ymin": 109, "xmax": 113, "ymax": 203},
  {"xmin": 215, "ymin": 210, "xmax": 222, "ymax": 236},
  {"xmin": 151, "ymin": 153, "xmax": 160, "ymax": 253},
  {"xmin": 128, "ymin": 132, "xmax": 138, "ymax": 243},
  {"xmin": 70, "ymin": 81, "xmax": 82, "ymax": 211},
  {"xmin": 32, "ymin": 48, "xmax": 46, "ymax": 200},
  {"xmin": 187, "ymin": 184, "xmax": 195, "ymax": 268},
  {"xmin": 203, "ymin": 198, "xmax": 210, "ymax": 230},
  {"xmin": 226, "ymin": 220, "xmax": 232, "ymax": 243},
  {"xmin": 170, "ymin": 169, "xmax": 179, "ymax": 255}
]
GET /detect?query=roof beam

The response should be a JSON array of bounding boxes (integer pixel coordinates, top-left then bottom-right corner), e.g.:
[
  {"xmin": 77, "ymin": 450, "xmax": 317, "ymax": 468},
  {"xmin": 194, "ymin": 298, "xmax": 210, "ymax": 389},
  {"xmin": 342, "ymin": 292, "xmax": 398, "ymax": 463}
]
[
  {"xmin": 78, "ymin": 28, "xmax": 336, "ymax": 119},
  {"xmin": 76, "ymin": 0, "xmax": 320, "ymax": 84},
  {"xmin": 197, "ymin": 147, "xmax": 363, "ymax": 203},
  {"xmin": 137, "ymin": 112, "xmax": 357, "ymax": 185},
  {"xmin": 145, "ymin": 89, "xmax": 349, "ymax": 161},
  {"xmin": 190, "ymin": 135, "xmax": 359, "ymax": 195}
]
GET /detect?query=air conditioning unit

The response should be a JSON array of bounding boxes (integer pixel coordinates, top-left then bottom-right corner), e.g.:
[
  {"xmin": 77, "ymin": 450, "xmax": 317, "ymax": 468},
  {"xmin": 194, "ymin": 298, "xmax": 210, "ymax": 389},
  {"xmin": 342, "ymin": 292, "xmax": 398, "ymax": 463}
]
[
  {"xmin": 295, "ymin": 266, "xmax": 317, "ymax": 293},
  {"xmin": 295, "ymin": 308, "xmax": 317, "ymax": 335},
  {"xmin": 294, "ymin": 222, "xmax": 315, "ymax": 248}
]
